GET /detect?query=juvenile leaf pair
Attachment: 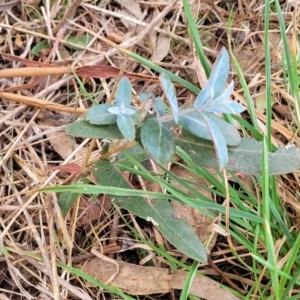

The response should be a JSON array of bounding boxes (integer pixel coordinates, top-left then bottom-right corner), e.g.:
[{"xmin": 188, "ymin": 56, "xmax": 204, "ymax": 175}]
[{"xmin": 85, "ymin": 77, "xmax": 138, "ymax": 142}]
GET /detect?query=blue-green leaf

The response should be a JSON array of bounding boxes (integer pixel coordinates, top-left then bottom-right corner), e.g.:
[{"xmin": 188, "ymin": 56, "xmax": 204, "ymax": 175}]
[
  {"xmin": 139, "ymin": 91, "xmax": 154, "ymax": 102},
  {"xmin": 194, "ymin": 47, "xmax": 230, "ymax": 108},
  {"xmin": 178, "ymin": 108, "xmax": 241, "ymax": 146},
  {"xmin": 179, "ymin": 108, "xmax": 209, "ymax": 140},
  {"xmin": 159, "ymin": 73, "xmax": 179, "ymax": 123},
  {"xmin": 197, "ymin": 111, "xmax": 228, "ymax": 170},
  {"xmin": 141, "ymin": 118, "xmax": 175, "ymax": 164},
  {"xmin": 199, "ymin": 81, "xmax": 245, "ymax": 114},
  {"xmin": 117, "ymin": 114, "xmax": 135, "ymax": 141},
  {"xmin": 153, "ymin": 97, "xmax": 167, "ymax": 116},
  {"xmin": 85, "ymin": 104, "xmax": 117, "ymax": 125},
  {"xmin": 115, "ymin": 77, "xmax": 132, "ymax": 107}
]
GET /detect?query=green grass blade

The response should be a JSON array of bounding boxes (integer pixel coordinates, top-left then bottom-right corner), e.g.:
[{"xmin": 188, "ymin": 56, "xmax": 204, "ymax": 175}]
[
  {"xmin": 279, "ymin": 232, "xmax": 300, "ymax": 297},
  {"xmin": 264, "ymin": 0, "xmax": 272, "ymax": 150},
  {"xmin": 181, "ymin": 0, "xmax": 210, "ymax": 77},
  {"xmin": 274, "ymin": 0, "xmax": 300, "ymax": 125},
  {"xmin": 262, "ymin": 137, "xmax": 279, "ymax": 298},
  {"xmin": 180, "ymin": 260, "xmax": 200, "ymax": 300}
]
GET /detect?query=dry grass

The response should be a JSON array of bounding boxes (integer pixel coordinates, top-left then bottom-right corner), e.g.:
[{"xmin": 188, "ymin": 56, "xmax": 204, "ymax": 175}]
[{"xmin": 0, "ymin": 0, "xmax": 299, "ymax": 299}]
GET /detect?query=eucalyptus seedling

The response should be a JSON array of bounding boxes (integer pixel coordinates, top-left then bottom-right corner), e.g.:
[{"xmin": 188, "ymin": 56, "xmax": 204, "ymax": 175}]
[{"xmin": 67, "ymin": 48, "xmax": 300, "ymax": 175}]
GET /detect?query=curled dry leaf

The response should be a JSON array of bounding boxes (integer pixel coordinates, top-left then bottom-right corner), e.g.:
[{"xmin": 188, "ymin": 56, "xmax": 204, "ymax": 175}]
[{"xmin": 81, "ymin": 258, "xmax": 240, "ymax": 300}]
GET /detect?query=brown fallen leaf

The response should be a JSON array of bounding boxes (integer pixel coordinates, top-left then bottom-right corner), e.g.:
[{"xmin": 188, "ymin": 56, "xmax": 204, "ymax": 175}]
[
  {"xmin": 39, "ymin": 117, "xmax": 88, "ymax": 162},
  {"xmin": 81, "ymin": 258, "xmax": 240, "ymax": 300},
  {"xmin": 170, "ymin": 165, "xmax": 218, "ymax": 253},
  {"xmin": 272, "ymin": 103, "xmax": 293, "ymax": 122},
  {"xmin": 151, "ymin": 27, "xmax": 171, "ymax": 63},
  {"xmin": 76, "ymin": 195, "xmax": 113, "ymax": 228}
]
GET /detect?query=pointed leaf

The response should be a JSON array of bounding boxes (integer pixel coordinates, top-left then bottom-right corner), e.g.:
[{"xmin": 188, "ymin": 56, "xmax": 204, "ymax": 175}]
[
  {"xmin": 178, "ymin": 108, "xmax": 241, "ymax": 146},
  {"xmin": 93, "ymin": 160, "xmax": 207, "ymax": 262},
  {"xmin": 153, "ymin": 97, "xmax": 167, "ymax": 116},
  {"xmin": 208, "ymin": 101, "xmax": 245, "ymax": 114},
  {"xmin": 115, "ymin": 76, "xmax": 132, "ymax": 107},
  {"xmin": 85, "ymin": 104, "xmax": 117, "ymax": 125},
  {"xmin": 58, "ymin": 191, "xmax": 80, "ymax": 218},
  {"xmin": 198, "ymin": 111, "xmax": 228, "ymax": 170},
  {"xmin": 194, "ymin": 47, "xmax": 230, "ymax": 107},
  {"xmin": 117, "ymin": 114, "xmax": 135, "ymax": 141},
  {"xmin": 159, "ymin": 73, "xmax": 179, "ymax": 123},
  {"xmin": 66, "ymin": 120, "xmax": 123, "ymax": 139},
  {"xmin": 139, "ymin": 91, "xmax": 154, "ymax": 102},
  {"xmin": 204, "ymin": 82, "xmax": 245, "ymax": 114},
  {"xmin": 141, "ymin": 118, "xmax": 175, "ymax": 164}
]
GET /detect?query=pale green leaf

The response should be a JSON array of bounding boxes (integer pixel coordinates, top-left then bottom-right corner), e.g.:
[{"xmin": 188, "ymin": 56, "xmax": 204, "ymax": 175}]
[
  {"xmin": 107, "ymin": 105, "xmax": 136, "ymax": 116},
  {"xmin": 159, "ymin": 73, "xmax": 179, "ymax": 123},
  {"xmin": 85, "ymin": 104, "xmax": 117, "ymax": 125},
  {"xmin": 139, "ymin": 91, "xmax": 154, "ymax": 102},
  {"xmin": 194, "ymin": 47, "xmax": 230, "ymax": 107},
  {"xmin": 115, "ymin": 77, "xmax": 132, "ymax": 107},
  {"xmin": 117, "ymin": 114, "xmax": 135, "ymax": 141},
  {"xmin": 153, "ymin": 97, "xmax": 167, "ymax": 116},
  {"xmin": 199, "ymin": 111, "xmax": 228, "ymax": 170},
  {"xmin": 178, "ymin": 108, "xmax": 241, "ymax": 146}
]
